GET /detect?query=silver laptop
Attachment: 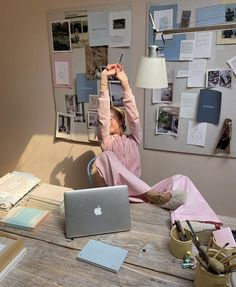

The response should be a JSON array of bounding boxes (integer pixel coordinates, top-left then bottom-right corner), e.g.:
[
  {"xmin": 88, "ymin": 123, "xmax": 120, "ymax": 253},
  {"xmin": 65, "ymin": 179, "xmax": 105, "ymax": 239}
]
[{"xmin": 64, "ymin": 185, "xmax": 130, "ymax": 238}]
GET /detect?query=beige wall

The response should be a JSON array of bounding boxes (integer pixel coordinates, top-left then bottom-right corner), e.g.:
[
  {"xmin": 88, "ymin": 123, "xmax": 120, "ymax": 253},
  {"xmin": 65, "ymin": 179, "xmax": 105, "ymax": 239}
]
[{"xmin": 0, "ymin": 0, "xmax": 235, "ymax": 216}]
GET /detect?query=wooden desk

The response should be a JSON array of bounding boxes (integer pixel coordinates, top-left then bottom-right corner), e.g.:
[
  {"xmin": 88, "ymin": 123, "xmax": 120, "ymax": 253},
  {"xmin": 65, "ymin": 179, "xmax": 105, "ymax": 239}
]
[{"xmin": 0, "ymin": 203, "xmax": 235, "ymax": 286}]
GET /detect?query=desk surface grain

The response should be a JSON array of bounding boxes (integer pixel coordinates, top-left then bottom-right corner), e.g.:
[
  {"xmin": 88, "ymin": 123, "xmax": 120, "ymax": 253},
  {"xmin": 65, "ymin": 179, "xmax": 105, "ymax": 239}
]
[{"xmin": 0, "ymin": 202, "xmax": 235, "ymax": 286}]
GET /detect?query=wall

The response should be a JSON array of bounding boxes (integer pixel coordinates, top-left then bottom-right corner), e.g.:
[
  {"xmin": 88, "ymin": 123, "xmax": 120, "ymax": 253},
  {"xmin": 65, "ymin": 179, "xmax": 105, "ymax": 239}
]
[{"xmin": 0, "ymin": 0, "xmax": 235, "ymax": 216}]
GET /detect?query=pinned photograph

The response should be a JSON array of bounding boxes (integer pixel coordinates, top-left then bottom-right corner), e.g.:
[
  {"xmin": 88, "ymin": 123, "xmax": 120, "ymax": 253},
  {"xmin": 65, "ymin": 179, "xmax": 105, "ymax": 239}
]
[
  {"xmin": 74, "ymin": 103, "xmax": 86, "ymax": 123},
  {"xmin": 109, "ymin": 81, "xmax": 124, "ymax": 107},
  {"xmin": 217, "ymin": 3, "xmax": 236, "ymax": 44},
  {"xmin": 51, "ymin": 20, "xmax": 71, "ymax": 52},
  {"xmin": 206, "ymin": 69, "xmax": 232, "ymax": 88},
  {"xmin": 65, "ymin": 95, "xmax": 76, "ymax": 114},
  {"xmin": 152, "ymin": 83, "xmax": 173, "ymax": 104},
  {"xmin": 56, "ymin": 113, "xmax": 74, "ymax": 140},
  {"xmin": 88, "ymin": 111, "xmax": 98, "ymax": 128},
  {"xmin": 85, "ymin": 46, "xmax": 108, "ymax": 80},
  {"xmin": 180, "ymin": 10, "xmax": 191, "ymax": 28},
  {"xmin": 70, "ymin": 15, "xmax": 89, "ymax": 48},
  {"xmin": 155, "ymin": 105, "xmax": 180, "ymax": 136},
  {"xmin": 88, "ymin": 95, "xmax": 99, "ymax": 111}
]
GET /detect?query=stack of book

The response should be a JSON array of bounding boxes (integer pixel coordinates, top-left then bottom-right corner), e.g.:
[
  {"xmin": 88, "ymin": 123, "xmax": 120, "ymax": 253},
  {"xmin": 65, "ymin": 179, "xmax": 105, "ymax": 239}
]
[
  {"xmin": 0, "ymin": 231, "xmax": 26, "ymax": 280},
  {"xmin": 26, "ymin": 183, "xmax": 72, "ymax": 213},
  {"xmin": 0, "ymin": 171, "xmax": 40, "ymax": 211}
]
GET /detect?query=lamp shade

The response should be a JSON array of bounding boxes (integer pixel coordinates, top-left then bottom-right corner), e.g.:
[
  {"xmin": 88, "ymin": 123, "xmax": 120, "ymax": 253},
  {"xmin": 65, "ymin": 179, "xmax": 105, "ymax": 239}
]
[{"xmin": 135, "ymin": 56, "xmax": 168, "ymax": 89}]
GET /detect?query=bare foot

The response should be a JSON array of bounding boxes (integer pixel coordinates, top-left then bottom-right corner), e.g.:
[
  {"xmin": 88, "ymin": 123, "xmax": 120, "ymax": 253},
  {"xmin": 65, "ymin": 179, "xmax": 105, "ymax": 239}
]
[{"xmin": 144, "ymin": 189, "xmax": 172, "ymax": 205}]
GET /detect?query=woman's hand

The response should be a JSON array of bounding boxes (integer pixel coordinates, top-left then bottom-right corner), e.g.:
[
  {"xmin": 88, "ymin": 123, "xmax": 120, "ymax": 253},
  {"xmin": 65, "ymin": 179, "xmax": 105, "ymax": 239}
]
[{"xmin": 116, "ymin": 66, "xmax": 130, "ymax": 92}]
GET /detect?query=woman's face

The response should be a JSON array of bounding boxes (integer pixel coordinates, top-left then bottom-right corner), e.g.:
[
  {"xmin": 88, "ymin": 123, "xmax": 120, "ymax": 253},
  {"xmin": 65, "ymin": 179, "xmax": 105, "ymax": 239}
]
[{"xmin": 110, "ymin": 109, "xmax": 122, "ymax": 135}]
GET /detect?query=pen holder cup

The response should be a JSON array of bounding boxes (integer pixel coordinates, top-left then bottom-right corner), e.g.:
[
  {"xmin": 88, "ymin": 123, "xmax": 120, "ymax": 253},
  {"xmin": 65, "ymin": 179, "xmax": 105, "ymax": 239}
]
[
  {"xmin": 169, "ymin": 227, "xmax": 192, "ymax": 259},
  {"xmin": 212, "ymin": 237, "xmax": 236, "ymax": 256},
  {"xmin": 194, "ymin": 249, "xmax": 230, "ymax": 287}
]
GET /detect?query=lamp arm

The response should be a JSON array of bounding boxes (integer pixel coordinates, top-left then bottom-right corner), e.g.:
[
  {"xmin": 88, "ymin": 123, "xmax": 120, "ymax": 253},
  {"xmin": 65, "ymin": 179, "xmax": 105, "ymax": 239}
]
[
  {"xmin": 149, "ymin": 13, "xmax": 158, "ymax": 44},
  {"xmin": 160, "ymin": 22, "xmax": 236, "ymax": 35}
]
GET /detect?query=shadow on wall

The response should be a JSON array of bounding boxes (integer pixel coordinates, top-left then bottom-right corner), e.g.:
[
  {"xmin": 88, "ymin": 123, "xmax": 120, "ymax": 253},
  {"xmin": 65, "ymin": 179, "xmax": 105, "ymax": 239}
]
[{"xmin": 49, "ymin": 150, "xmax": 96, "ymax": 189}]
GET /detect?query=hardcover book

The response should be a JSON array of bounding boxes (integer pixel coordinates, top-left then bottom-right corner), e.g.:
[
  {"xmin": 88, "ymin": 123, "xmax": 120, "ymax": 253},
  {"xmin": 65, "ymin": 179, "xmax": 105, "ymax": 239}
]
[
  {"xmin": 77, "ymin": 239, "xmax": 128, "ymax": 273},
  {"xmin": 0, "ymin": 231, "xmax": 26, "ymax": 280},
  {"xmin": 0, "ymin": 206, "xmax": 49, "ymax": 231}
]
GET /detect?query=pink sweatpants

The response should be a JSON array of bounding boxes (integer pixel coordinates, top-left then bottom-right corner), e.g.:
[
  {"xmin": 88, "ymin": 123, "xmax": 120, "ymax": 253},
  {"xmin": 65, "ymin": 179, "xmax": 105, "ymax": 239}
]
[{"xmin": 95, "ymin": 151, "xmax": 222, "ymax": 225}]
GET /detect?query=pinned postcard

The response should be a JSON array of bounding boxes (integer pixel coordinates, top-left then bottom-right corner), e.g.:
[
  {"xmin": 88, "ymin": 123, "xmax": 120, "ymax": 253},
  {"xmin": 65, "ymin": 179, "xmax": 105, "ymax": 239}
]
[
  {"xmin": 109, "ymin": 11, "xmax": 131, "ymax": 47},
  {"xmin": 154, "ymin": 9, "xmax": 173, "ymax": 40},
  {"xmin": 187, "ymin": 120, "xmax": 207, "ymax": 147},
  {"xmin": 196, "ymin": 89, "xmax": 222, "ymax": 125},
  {"xmin": 155, "ymin": 105, "xmax": 180, "ymax": 136},
  {"xmin": 206, "ymin": 69, "xmax": 232, "ymax": 88},
  {"xmin": 51, "ymin": 53, "xmax": 72, "ymax": 88},
  {"xmin": 152, "ymin": 83, "xmax": 173, "ymax": 104},
  {"xmin": 88, "ymin": 11, "xmax": 109, "ymax": 46}
]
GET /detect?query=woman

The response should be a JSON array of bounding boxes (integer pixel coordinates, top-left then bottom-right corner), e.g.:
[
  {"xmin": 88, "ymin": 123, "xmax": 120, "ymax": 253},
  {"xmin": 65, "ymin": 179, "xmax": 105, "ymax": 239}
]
[{"xmin": 94, "ymin": 64, "xmax": 221, "ymax": 226}]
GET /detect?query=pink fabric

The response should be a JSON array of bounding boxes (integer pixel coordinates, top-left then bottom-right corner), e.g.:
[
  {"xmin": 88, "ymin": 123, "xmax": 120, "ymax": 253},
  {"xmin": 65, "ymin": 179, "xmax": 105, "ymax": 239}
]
[
  {"xmin": 95, "ymin": 88, "xmax": 222, "ymax": 226},
  {"xmin": 97, "ymin": 89, "xmax": 142, "ymax": 177},
  {"xmin": 95, "ymin": 151, "xmax": 222, "ymax": 225}
]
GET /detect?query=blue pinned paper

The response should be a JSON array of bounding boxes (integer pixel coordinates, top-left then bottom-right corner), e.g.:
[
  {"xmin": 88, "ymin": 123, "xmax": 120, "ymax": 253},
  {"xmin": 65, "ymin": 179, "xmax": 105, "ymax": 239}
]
[
  {"xmin": 148, "ymin": 4, "xmax": 186, "ymax": 61},
  {"xmin": 197, "ymin": 89, "xmax": 222, "ymax": 125},
  {"xmin": 77, "ymin": 239, "xmax": 128, "ymax": 273},
  {"xmin": 196, "ymin": 5, "xmax": 225, "ymax": 26},
  {"xmin": 76, "ymin": 73, "xmax": 97, "ymax": 103}
]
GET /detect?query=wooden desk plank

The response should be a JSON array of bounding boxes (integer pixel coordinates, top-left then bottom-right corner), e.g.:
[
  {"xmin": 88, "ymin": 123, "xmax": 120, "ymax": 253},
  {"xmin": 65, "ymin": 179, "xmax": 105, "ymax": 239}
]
[{"xmin": 1, "ymin": 236, "xmax": 192, "ymax": 287}]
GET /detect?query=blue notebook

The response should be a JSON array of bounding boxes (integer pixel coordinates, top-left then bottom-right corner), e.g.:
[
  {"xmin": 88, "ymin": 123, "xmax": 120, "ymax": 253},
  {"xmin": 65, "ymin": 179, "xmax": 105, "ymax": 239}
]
[
  {"xmin": 0, "ymin": 207, "xmax": 49, "ymax": 231},
  {"xmin": 77, "ymin": 239, "xmax": 128, "ymax": 273}
]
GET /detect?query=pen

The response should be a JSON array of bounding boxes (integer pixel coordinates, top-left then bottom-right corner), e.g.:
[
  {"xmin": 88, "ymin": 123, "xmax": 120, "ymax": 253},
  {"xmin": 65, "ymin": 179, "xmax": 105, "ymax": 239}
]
[{"xmin": 119, "ymin": 52, "xmax": 124, "ymax": 64}]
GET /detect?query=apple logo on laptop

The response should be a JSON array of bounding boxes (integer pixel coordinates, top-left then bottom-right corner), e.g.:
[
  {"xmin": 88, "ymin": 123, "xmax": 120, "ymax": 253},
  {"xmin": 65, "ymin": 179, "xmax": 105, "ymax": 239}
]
[{"xmin": 94, "ymin": 205, "xmax": 102, "ymax": 216}]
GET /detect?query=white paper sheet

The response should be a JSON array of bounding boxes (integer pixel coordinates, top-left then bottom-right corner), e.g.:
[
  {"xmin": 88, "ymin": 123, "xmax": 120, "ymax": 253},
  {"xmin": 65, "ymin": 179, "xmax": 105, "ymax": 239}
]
[
  {"xmin": 227, "ymin": 55, "xmax": 236, "ymax": 75},
  {"xmin": 179, "ymin": 40, "xmax": 195, "ymax": 61},
  {"xmin": 180, "ymin": 93, "xmax": 198, "ymax": 119},
  {"xmin": 176, "ymin": 70, "xmax": 188, "ymax": 78},
  {"xmin": 88, "ymin": 11, "xmax": 109, "ymax": 46},
  {"xmin": 194, "ymin": 32, "xmax": 213, "ymax": 58},
  {"xmin": 187, "ymin": 120, "xmax": 207, "ymax": 147},
  {"xmin": 109, "ymin": 11, "xmax": 131, "ymax": 47},
  {"xmin": 55, "ymin": 61, "xmax": 69, "ymax": 85},
  {"xmin": 188, "ymin": 59, "xmax": 206, "ymax": 87},
  {"xmin": 154, "ymin": 9, "xmax": 173, "ymax": 40}
]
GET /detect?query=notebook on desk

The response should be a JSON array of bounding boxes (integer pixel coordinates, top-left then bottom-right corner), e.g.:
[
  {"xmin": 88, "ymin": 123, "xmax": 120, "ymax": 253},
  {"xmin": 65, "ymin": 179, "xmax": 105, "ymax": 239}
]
[{"xmin": 64, "ymin": 185, "xmax": 130, "ymax": 239}]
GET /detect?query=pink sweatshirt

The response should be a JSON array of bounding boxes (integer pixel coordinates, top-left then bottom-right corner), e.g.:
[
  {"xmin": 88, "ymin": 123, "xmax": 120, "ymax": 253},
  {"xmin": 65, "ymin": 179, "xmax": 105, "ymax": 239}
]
[{"xmin": 97, "ymin": 89, "xmax": 142, "ymax": 177}]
